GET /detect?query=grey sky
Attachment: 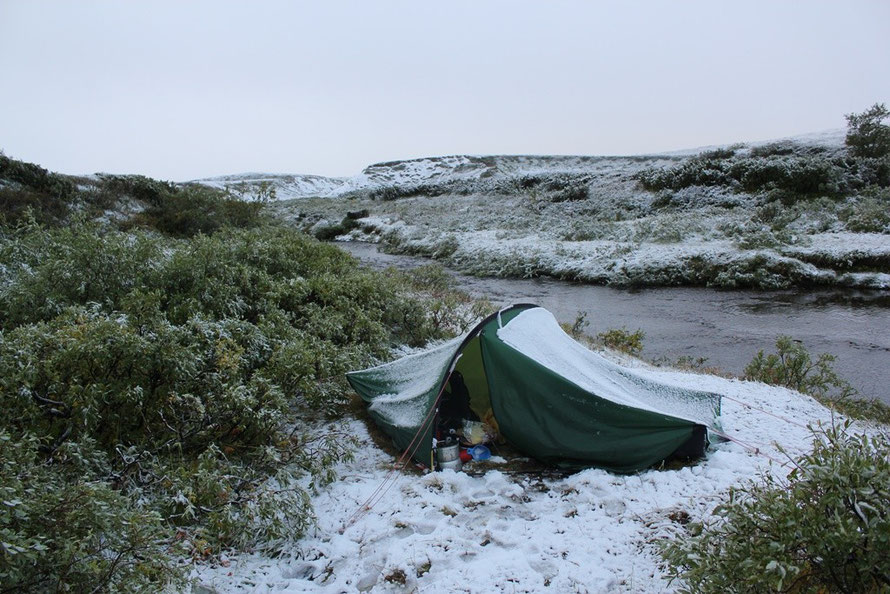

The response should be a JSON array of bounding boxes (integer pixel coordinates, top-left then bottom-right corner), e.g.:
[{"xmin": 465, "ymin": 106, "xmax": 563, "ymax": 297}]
[{"xmin": 2, "ymin": 1, "xmax": 888, "ymax": 180}]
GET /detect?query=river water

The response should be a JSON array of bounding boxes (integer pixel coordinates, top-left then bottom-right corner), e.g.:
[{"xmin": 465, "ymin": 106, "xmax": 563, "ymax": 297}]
[{"xmin": 339, "ymin": 242, "xmax": 890, "ymax": 405}]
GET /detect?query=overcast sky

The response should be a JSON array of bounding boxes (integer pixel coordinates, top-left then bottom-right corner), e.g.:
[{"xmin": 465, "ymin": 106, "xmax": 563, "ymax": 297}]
[{"xmin": 1, "ymin": 1, "xmax": 889, "ymax": 180}]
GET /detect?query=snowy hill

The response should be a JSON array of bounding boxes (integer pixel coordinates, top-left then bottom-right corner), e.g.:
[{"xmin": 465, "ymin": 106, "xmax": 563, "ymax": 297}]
[
  {"xmin": 193, "ymin": 172, "xmax": 355, "ymax": 200},
  {"xmin": 190, "ymin": 154, "xmax": 682, "ymax": 201},
  {"xmin": 265, "ymin": 128, "xmax": 890, "ymax": 291},
  {"xmin": 190, "ymin": 129, "xmax": 890, "ymax": 291},
  {"xmin": 189, "ymin": 130, "xmax": 847, "ymax": 201}
]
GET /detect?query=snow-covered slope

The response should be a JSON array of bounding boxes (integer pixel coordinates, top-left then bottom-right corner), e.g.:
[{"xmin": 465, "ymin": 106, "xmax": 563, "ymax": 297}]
[
  {"xmin": 187, "ymin": 154, "xmax": 671, "ymax": 201},
  {"xmin": 193, "ymin": 172, "xmax": 355, "ymax": 200},
  {"xmin": 189, "ymin": 129, "xmax": 846, "ymax": 201}
]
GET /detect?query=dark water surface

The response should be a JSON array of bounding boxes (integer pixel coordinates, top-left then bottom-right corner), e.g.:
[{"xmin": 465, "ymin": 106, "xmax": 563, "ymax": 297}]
[{"xmin": 339, "ymin": 242, "xmax": 890, "ymax": 404}]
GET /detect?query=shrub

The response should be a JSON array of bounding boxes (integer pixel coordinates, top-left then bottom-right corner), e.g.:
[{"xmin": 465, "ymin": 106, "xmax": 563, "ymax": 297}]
[
  {"xmin": 841, "ymin": 195, "xmax": 890, "ymax": 233},
  {"xmin": 0, "ymin": 221, "xmax": 464, "ymax": 589},
  {"xmin": 636, "ymin": 158, "xmax": 732, "ymax": 191},
  {"xmin": 750, "ymin": 142, "xmax": 795, "ymax": 157},
  {"xmin": 699, "ymin": 147, "xmax": 737, "ymax": 160},
  {"xmin": 744, "ymin": 336, "xmax": 890, "ymax": 423},
  {"xmin": 0, "ymin": 155, "xmax": 79, "ymax": 226},
  {"xmin": 0, "ymin": 154, "xmax": 76, "ymax": 200},
  {"xmin": 730, "ymin": 156, "xmax": 843, "ymax": 196},
  {"xmin": 846, "ymin": 103, "xmax": 890, "ymax": 159},
  {"xmin": 550, "ymin": 183, "xmax": 589, "ymax": 202},
  {"xmin": 312, "ymin": 215, "xmax": 359, "ymax": 241},
  {"xmin": 662, "ymin": 424, "xmax": 890, "ymax": 593},
  {"xmin": 131, "ymin": 184, "xmax": 263, "ymax": 237},
  {"xmin": 567, "ymin": 311, "xmax": 590, "ymax": 338},
  {"xmin": 367, "ymin": 183, "xmax": 446, "ymax": 201},
  {"xmin": 0, "ymin": 187, "xmax": 70, "ymax": 226},
  {"xmin": 0, "ymin": 431, "xmax": 183, "ymax": 592},
  {"xmin": 637, "ymin": 152, "xmax": 846, "ymax": 198},
  {"xmin": 597, "ymin": 327, "xmax": 645, "ymax": 356},
  {"xmin": 744, "ymin": 336, "xmax": 854, "ymax": 401},
  {"xmin": 100, "ymin": 174, "xmax": 177, "ymax": 205}
]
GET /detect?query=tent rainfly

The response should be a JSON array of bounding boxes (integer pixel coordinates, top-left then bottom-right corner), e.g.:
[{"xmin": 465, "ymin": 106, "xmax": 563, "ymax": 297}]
[{"xmin": 346, "ymin": 304, "xmax": 723, "ymax": 473}]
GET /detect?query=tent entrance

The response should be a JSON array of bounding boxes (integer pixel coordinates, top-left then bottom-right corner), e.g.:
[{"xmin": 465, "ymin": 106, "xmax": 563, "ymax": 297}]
[{"xmin": 436, "ymin": 334, "xmax": 500, "ymax": 444}]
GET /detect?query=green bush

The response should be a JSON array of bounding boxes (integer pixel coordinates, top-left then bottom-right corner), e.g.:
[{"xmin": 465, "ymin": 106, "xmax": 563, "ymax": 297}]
[
  {"xmin": 846, "ymin": 103, "xmax": 890, "ymax": 159},
  {"xmin": 100, "ymin": 174, "xmax": 178, "ymax": 205},
  {"xmin": 744, "ymin": 336, "xmax": 854, "ymax": 401},
  {"xmin": 0, "ymin": 155, "xmax": 78, "ymax": 226},
  {"xmin": 744, "ymin": 336, "xmax": 890, "ymax": 423},
  {"xmin": 98, "ymin": 174, "xmax": 264, "ymax": 236},
  {"xmin": 0, "ymin": 158, "xmax": 264, "ymax": 235},
  {"xmin": 730, "ymin": 156, "xmax": 843, "ymax": 196},
  {"xmin": 750, "ymin": 142, "xmax": 795, "ymax": 157},
  {"xmin": 0, "ymin": 431, "xmax": 183, "ymax": 592},
  {"xmin": 367, "ymin": 183, "xmax": 447, "ymax": 201},
  {"xmin": 312, "ymin": 214, "xmax": 360, "ymax": 241},
  {"xmin": 0, "ymin": 220, "xmax": 465, "ymax": 589},
  {"xmin": 662, "ymin": 424, "xmax": 890, "ymax": 593},
  {"xmin": 0, "ymin": 154, "xmax": 76, "ymax": 200},
  {"xmin": 841, "ymin": 193, "xmax": 890, "ymax": 233},
  {"xmin": 597, "ymin": 327, "xmax": 645, "ymax": 356},
  {"xmin": 699, "ymin": 146, "xmax": 738, "ymax": 160},
  {"xmin": 637, "ymin": 153, "xmax": 846, "ymax": 198},
  {"xmin": 129, "ymin": 184, "xmax": 264, "ymax": 237},
  {"xmin": 0, "ymin": 187, "xmax": 70, "ymax": 227}
]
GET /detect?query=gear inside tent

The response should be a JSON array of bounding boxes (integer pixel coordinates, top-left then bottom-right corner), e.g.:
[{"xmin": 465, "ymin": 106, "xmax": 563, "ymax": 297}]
[{"xmin": 346, "ymin": 304, "xmax": 723, "ymax": 473}]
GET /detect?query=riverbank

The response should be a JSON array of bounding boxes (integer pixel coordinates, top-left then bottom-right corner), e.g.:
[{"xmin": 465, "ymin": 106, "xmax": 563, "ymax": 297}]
[
  {"xmin": 346, "ymin": 217, "xmax": 890, "ymax": 290},
  {"xmin": 338, "ymin": 242, "xmax": 890, "ymax": 405},
  {"xmin": 251, "ymin": 135, "xmax": 890, "ymax": 291}
]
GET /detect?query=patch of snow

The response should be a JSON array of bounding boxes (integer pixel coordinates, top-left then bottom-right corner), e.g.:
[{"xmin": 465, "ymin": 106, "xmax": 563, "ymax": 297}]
[{"xmin": 191, "ymin": 365, "xmax": 872, "ymax": 593}]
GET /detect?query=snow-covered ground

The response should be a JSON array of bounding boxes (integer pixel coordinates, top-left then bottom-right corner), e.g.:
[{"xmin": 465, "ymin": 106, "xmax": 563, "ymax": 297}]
[
  {"xmin": 191, "ymin": 362, "xmax": 870, "ymax": 593},
  {"xmin": 343, "ymin": 217, "xmax": 890, "ymax": 289},
  {"xmin": 249, "ymin": 130, "xmax": 887, "ymax": 290}
]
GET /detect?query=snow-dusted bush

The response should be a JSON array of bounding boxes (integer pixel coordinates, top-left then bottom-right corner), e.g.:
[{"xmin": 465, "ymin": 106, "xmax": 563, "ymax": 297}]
[
  {"xmin": 750, "ymin": 141, "xmax": 795, "ymax": 157},
  {"xmin": 0, "ymin": 431, "xmax": 183, "ymax": 592},
  {"xmin": 0, "ymin": 156, "xmax": 265, "ymax": 234},
  {"xmin": 0, "ymin": 154, "xmax": 76, "ymax": 200},
  {"xmin": 840, "ymin": 193, "xmax": 890, "ymax": 233},
  {"xmin": 744, "ymin": 336, "xmax": 855, "ymax": 401},
  {"xmin": 0, "ymin": 154, "xmax": 78, "ymax": 226},
  {"xmin": 638, "ymin": 152, "xmax": 846, "ymax": 199},
  {"xmin": 744, "ymin": 336, "xmax": 890, "ymax": 423},
  {"xmin": 126, "ymin": 182, "xmax": 264, "ymax": 236},
  {"xmin": 0, "ymin": 221, "xmax": 462, "ymax": 589},
  {"xmin": 662, "ymin": 424, "xmax": 890, "ymax": 593},
  {"xmin": 845, "ymin": 103, "xmax": 890, "ymax": 159},
  {"xmin": 597, "ymin": 327, "xmax": 645, "ymax": 356}
]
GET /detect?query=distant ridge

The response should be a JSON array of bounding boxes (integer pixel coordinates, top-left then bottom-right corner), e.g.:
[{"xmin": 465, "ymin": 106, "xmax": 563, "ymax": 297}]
[{"xmin": 190, "ymin": 129, "xmax": 846, "ymax": 201}]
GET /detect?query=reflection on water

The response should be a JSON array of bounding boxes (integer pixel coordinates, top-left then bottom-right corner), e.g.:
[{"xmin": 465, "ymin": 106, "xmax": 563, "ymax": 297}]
[{"xmin": 339, "ymin": 242, "xmax": 890, "ymax": 404}]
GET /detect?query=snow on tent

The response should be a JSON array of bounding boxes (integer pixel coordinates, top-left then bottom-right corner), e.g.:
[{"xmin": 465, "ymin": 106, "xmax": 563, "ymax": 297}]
[{"xmin": 346, "ymin": 304, "xmax": 722, "ymax": 473}]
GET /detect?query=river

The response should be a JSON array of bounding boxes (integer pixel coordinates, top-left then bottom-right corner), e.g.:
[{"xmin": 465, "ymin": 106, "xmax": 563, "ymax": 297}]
[{"xmin": 339, "ymin": 242, "xmax": 890, "ymax": 405}]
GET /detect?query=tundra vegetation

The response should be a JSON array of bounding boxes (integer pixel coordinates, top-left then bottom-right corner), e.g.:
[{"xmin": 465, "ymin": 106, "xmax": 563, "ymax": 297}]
[
  {"xmin": 0, "ymin": 159, "xmax": 485, "ymax": 591},
  {"xmin": 662, "ymin": 335, "xmax": 890, "ymax": 593},
  {"xmin": 662, "ymin": 423, "xmax": 890, "ymax": 594},
  {"xmin": 280, "ymin": 105, "xmax": 890, "ymax": 289}
]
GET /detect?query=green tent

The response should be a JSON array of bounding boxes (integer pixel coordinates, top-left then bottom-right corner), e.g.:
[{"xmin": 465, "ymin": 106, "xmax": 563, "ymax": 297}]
[{"xmin": 347, "ymin": 304, "xmax": 722, "ymax": 473}]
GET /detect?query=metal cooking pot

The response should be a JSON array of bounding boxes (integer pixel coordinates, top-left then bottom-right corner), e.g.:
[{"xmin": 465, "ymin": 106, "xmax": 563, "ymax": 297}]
[{"xmin": 436, "ymin": 441, "xmax": 460, "ymax": 464}]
